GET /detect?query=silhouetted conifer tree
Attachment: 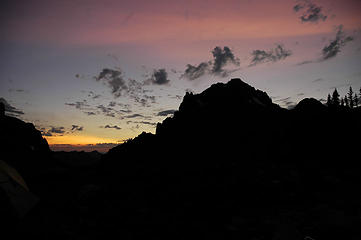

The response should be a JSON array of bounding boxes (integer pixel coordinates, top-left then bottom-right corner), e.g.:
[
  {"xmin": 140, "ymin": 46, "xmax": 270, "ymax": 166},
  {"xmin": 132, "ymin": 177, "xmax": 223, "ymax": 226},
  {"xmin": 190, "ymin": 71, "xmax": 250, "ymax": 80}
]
[
  {"xmin": 344, "ymin": 96, "xmax": 349, "ymax": 108},
  {"xmin": 340, "ymin": 98, "xmax": 344, "ymax": 107},
  {"xmin": 348, "ymin": 87, "xmax": 354, "ymax": 108},
  {"xmin": 332, "ymin": 89, "xmax": 340, "ymax": 106},
  {"xmin": 355, "ymin": 93, "xmax": 359, "ymax": 107},
  {"xmin": 327, "ymin": 94, "xmax": 332, "ymax": 106}
]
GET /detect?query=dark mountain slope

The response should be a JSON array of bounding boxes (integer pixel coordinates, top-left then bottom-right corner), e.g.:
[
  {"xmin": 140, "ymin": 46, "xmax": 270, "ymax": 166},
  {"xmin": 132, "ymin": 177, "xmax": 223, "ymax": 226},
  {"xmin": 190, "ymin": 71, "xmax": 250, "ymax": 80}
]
[
  {"xmin": 101, "ymin": 79, "xmax": 361, "ymax": 240},
  {"xmin": 0, "ymin": 111, "xmax": 51, "ymax": 180}
]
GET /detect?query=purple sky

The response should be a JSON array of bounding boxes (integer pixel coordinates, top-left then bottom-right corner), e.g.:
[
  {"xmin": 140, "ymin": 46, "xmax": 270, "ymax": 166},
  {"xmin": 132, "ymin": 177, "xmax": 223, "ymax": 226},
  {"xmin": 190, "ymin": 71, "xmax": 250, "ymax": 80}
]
[{"xmin": 1, "ymin": 0, "xmax": 361, "ymax": 151}]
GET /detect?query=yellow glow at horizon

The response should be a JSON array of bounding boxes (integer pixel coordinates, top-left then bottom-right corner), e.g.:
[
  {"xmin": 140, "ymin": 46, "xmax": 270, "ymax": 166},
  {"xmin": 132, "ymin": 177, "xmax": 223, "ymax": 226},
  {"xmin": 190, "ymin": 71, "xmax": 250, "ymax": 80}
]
[{"xmin": 45, "ymin": 134, "xmax": 120, "ymax": 145}]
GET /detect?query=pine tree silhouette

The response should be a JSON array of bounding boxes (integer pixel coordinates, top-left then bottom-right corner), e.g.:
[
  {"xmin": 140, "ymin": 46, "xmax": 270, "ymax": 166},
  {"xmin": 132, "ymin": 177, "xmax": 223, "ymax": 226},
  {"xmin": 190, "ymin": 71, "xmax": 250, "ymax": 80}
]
[
  {"xmin": 348, "ymin": 87, "xmax": 354, "ymax": 108},
  {"xmin": 355, "ymin": 93, "xmax": 359, "ymax": 107},
  {"xmin": 331, "ymin": 89, "xmax": 340, "ymax": 106},
  {"xmin": 327, "ymin": 94, "xmax": 332, "ymax": 106},
  {"xmin": 344, "ymin": 96, "xmax": 349, "ymax": 108}
]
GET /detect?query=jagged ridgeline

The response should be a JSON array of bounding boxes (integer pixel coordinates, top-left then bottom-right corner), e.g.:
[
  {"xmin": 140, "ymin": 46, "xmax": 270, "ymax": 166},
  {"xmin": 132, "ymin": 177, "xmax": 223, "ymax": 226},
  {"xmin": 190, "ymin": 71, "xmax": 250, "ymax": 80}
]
[{"xmin": 100, "ymin": 78, "xmax": 361, "ymax": 239}]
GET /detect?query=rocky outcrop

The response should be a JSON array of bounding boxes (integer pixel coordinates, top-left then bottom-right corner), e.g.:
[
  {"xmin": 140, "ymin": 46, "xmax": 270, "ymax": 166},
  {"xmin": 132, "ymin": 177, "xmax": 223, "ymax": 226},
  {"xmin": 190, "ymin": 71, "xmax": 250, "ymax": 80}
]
[
  {"xmin": 0, "ymin": 106, "xmax": 50, "ymax": 180},
  {"xmin": 100, "ymin": 78, "xmax": 361, "ymax": 239}
]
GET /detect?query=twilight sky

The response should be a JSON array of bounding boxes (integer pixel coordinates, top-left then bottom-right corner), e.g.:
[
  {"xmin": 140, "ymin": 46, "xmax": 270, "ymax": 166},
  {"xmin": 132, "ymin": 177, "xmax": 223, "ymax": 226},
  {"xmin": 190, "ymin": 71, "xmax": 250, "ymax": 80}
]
[{"xmin": 1, "ymin": 0, "xmax": 361, "ymax": 152}]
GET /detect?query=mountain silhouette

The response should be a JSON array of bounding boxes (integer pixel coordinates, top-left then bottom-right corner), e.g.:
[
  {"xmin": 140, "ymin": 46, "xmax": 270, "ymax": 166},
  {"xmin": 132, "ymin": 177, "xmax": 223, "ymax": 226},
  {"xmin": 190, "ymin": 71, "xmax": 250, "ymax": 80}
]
[
  {"xmin": 1, "ymin": 79, "xmax": 361, "ymax": 239},
  {"xmin": 100, "ymin": 78, "xmax": 361, "ymax": 240},
  {"xmin": 0, "ymin": 106, "xmax": 50, "ymax": 179}
]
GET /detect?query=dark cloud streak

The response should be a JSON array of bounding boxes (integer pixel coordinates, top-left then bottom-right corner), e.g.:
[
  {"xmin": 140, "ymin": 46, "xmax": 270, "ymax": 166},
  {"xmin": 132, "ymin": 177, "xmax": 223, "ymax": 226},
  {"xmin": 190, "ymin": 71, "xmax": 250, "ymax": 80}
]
[
  {"xmin": 293, "ymin": 0, "xmax": 327, "ymax": 23},
  {"xmin": 321, "ymin": 25, "xmax": 354, "ymax": 61},
  {"xmin": 71, "ymin": 125, "xmax": 83, "ymax": 131},
  {"xmin": 157, "ymin": 110, "xmax": 176, "ymax": 116},
  {"xmin": 211, "ymin": 46, "xmax": 240, "ymax": 76},
  {"xmin": 182, "ymin": 46, "xmax": 240, "ymax": 80},
  {"xmin": 148, "ymin": 69, "xmax": 170, "ymax": 85},
  {"xmin": 95, "ymin": 68, "xmax": 127, "ymax": 98},
  {"xmin": 103, "ymin": 125, "xmax": 121, "ymax": 130},
  {"xmin": 249, "ymin": 44, "xmax": 292, "ymax": 66},
  {"xmin": 182, "ymin": 62, "xmax": 210, "ymax": 81}
]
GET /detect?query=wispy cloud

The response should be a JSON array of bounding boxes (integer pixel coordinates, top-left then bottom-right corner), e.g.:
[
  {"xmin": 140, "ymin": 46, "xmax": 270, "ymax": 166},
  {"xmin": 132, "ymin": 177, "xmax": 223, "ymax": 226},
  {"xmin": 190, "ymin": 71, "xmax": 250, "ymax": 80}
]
[
  {"xmin": 71, "ymin": 125, "xmax": 83, "ymax": 131},
  {"xmin": 293, "ymin": 0, "xmax": 327, "ymax": 23},
  {"xmin": 297, "ymin": 25, "xmax": 355, "ymax": 65},
  {"xmin": 97, "ymin": 104, "xmax": 118, "ymax": 118},
  {"xmin": 157, "ymin": 110, "xmax": 176, "ymax": 116},
  {"xmin": 65, "ymin": 101, "xmax": 90, "ymax": 110},
  {"xmin": 321, "ymin": 25, "xmax": 354, "ymax": 61},
  {"xmin": 249, "ymin": 44, "xmax": 292, "ymax": 66},
  {"xmin": 95, "ymin": 68, "xmax": 128, "ymax": 98},
  {"xmin": 49, "ymin": 126, "xmax": 65, "ymax": 134},
  {"xmin": 182, "ymin": 62, "xmax": 211, "ymax": 81},
  {"xmin": 274, "ymin": 97, "xmax": 297, "ymax": 109},
  {"xmin": 312, "ymin": 78, "xmax": 325, "ymax": 83},
  {"xmin": 182, "ymin": 46, "xmax": 239, "ymax": 80},
  {"xmin": 102, "ymin": 125, "xmax": 121, "ymax": 130}
]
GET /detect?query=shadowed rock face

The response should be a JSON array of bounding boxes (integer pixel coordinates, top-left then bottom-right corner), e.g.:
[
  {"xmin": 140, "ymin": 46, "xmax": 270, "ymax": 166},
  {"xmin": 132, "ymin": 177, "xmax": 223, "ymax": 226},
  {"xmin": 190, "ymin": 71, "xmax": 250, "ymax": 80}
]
[
  {"xmin": 0, "ymin": 112, "xmax": 50, "ymax": 178},
  {"xmin": 101, "ymin": 78, "xmax": 361, "ymax": 239}
]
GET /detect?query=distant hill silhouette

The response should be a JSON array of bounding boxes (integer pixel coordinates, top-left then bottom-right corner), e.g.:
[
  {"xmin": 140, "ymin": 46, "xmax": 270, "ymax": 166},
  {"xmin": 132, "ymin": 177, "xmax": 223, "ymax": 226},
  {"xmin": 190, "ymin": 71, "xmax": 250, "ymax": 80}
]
[{"xmin": 1, "ymin": 79, "xmax": 361, "ymax": 239}]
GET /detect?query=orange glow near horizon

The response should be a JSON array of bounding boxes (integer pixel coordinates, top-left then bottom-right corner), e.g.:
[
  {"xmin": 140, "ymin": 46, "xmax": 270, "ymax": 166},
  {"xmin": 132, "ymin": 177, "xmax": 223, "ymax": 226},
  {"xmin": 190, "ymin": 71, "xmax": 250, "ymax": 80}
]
[
  {"xmin": 45, "ymin": 135, "xmax": 125, "ymax": 152},
  {"xmin": 45, "ymin": 135, "xmax": 120, "ymax": 145}
]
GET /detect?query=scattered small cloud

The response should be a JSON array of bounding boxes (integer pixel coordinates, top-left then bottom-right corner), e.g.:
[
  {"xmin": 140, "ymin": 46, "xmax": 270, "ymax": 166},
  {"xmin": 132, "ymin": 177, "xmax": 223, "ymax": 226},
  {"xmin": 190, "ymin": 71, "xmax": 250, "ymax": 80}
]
[
  {"xmin": 296, "ymin": 60, "xmax": 314, "ymax": 65},
  {"xmin": 181, "ymin": 46, "xmax": 240, "ymax": 80},
  {"xmin": 296, "ymin": 25, "xmax": 354, "ymax": 65},
  {"xmin": 103, "ymin": 125, "xmax": 121, "ymax": 130},
  {"xmin": 87, "ymin": 91, "xmax": 102, "ymax": 99},
  {"xmin": 95, "ymin": 68, "xmax": 128, "ymax": 98},
  {"xmin": 211, "ymin": 46, "xmax": 240, "ymax": 76},
  {"xmin": 71, "ymin": 125, "xmax": 83, "ymax": 131},
  {"xmin": 125, "ymin": 113, "xmax": 144, "ymax": 119},
  {"xmin": 49, "ymin": 126, "xmax": 65, "ymax": 134},
  {"xmin": 249, "ymin": 44, "xmax": 292, "ymax": 66},
  {"xmin": 157, "ymin": 109, "xmax": 176, "ymax": 116},
  {"xmin": 85, "ymin": 111, "xmax": 96, "ymax": 116},
  {"xmin": 132, "ymin": 95, "xmax": 156, "ymax": 107},
  {"xmin": 126, "ymin": 120, "xmax": 157, "ymax": 126},
  {"xmin": 41, "ymin": 130, "xmax": 53, "ymax": 136},
  {"xmin": 293, "ymin": 0, "xmax": 327, "ymax": 23},
  {"xmin": 182, "ymin": 62, "xmax": 211, "ymax": 80},
  {"xmin": 65, "ymin": 101, "xmax": 90, "ymax": 110},
  {"xmin": 321, "ymin": 25, "xmax": 354, "ymax": 61},
  {"xmin": 97, "ymin": 104, "xmax": 117, "ymax": 118},
  {"xmin": 148, "ymin": 69, "xmax": 170, "ymax": 85},
  {"xmin": 138, "ymin": 121, "xmax": 157, "ymax": 126}
]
